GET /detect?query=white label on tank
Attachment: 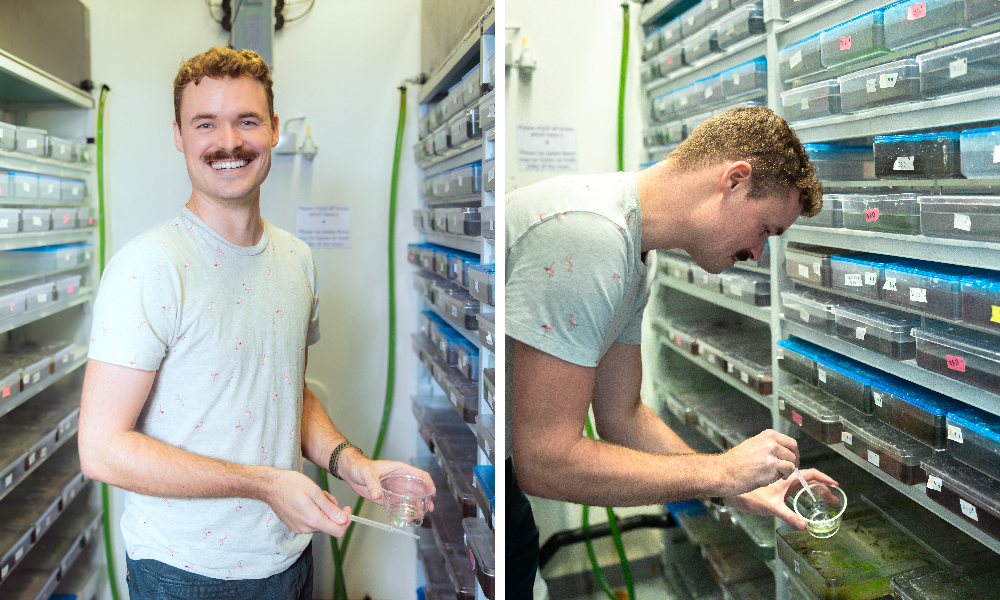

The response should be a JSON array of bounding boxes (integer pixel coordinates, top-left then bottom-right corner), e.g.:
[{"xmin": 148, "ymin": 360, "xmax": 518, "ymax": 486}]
[
  {"xmin": 789, "ymin": 51, "xmax": 802, "ymax": 69},
  {"xmin": 0, "ymin": 219, "xmax": 7, "ymax": 229},
  {"xmin": 927, "ymin": 475, "xmax": 943, "ymax": 492},
  {"xmin": 866, "ymin": 78, "xmax": 877, "ymax": 93},
  {"xmin": 741, "ymin": 371, "xmax": 749, "ymax": 383},
  {"xmin": 884, "ymin": 277, "xmax": 897, "ymax": 291},
  {"xmin": 801, "ymin": 98, "xmax": 809, "ymax": 111},
  {"xmin": 794, "ymin": 560, "xmax": 800, "ymax": 574},
  {"xmin": 948, "ymin": 424, "xmax": 964, "ymax": 443},
  {"xmin": 23, "ymin": 183, "xmax": 30, "ymax": 193},
  {"xmin": 730, "ymin": 283, "xmax": 742, "ymax": 296},
  {"xmin": 779, "ymin": 397, "xmax": 786, "ymax": 410},
  {"xmin": 856, "ymin": 327, "xmax": 866, "ymax": 340},
  {"xmin": 32, "ymin": 216, "xmax": 41, "ymax": 226},
  {"xmin": 28, "ymin": 452, "xmax": 35, "ymax": 466},
  {"xmin": 711, "ymin": 0, "xmax": 719, "ymax": 8},
  {"xmin": 457, "ymin": 176, "xmax": 464, "ymax": 187},
  {"xmin": 26, "ymin": 139, "xmax": 37, "ymax": 149},
  {"xmin": 950, "ymin": 57, "xmax": 968, "ymax": 78},
  {"xmin": 818, "ymin": 368, "xmax": 827, "ymax": 383},
  {"xmin": 954, "ymin": 213, "xmax": 972, "ymax": 231},
  {"xmin": 704, "ymin": 87, "xmax": 713, "ymax": 100},
  {"xmin": 733, "ymin": 74, "xmax": 741, "ymax": 86},
  {"xmin": 910, "ymin": 287, "xmax": 927, "ymax": 303},
  {"xmin": 993, "ymin": 145, "xmax": 1000, "ymax": 163},
  {"xmin": 798, "ymin": 264, "xmax": 810, "ymax": 278},
  {"xmin": 879, "ymin": 73, "xmax": 898, "ymax": 88},
  {"xmin": 32, "ymin": 372, "xmax": 39, "ymax": 383},
  {"xmin": 960, "ymin": 499, "xmax": 979, "ymax": 521},
  {"xmin": 488, "ymin": 167, "xmax": 495, "ymax": 182},
  {"xmin": 868, "ymin": 450, "xmax": 880, "ymax": 467},
  {"xmin": 813, "ymin": 262, "xmax": 822, "ymax": 275},
  {"xmin": 40, "ymin": 446, "xmax": 46, "ymax": 458},
  {"xmin": 842, "ymin": 431, "xmax": 852, "ymax": 445},
  {"xmin": 777, "ymin": 348, "xmax": 785, "ymax": 360},
  {"xmin": 801, "ymin": 308, "xmax": 810, "ymax": 322},
  {"xmin": 14, "ymin": 547, "xmax": 22, "ymax": 561},
  {"xmin": 845, "ymin": 273, "xmax": 863, "ymax": 286},
  {"xmin": 893, "ymin": 156, "xmax": 915, "ymax": 170},
  {"xmin": 1, "ymin": 564, "xmax": 7, "ymax": 578},
  {"xmin": 460, "ymin": 356, "xmax": 468, "ymax": 369},
  {"xmin": 864, "ymin": 272, "xmax": 877, "ymax": 285},
  {"xmin": 874, "ymin": 392, "xmax": 883, "ymax": 407},
  {"xmin": 474, "ymin": 280, "xmax": 480, "ymax": 292},
  {"xmin": 4, "ymin": 474, "xmax": 10, "ymax": 487}
]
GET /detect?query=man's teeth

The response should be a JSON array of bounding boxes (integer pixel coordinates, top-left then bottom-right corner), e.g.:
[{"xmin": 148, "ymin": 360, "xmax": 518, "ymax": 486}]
[{"xmin": 211, "ymin": 160, "xmax": 249, "ymax": 171}]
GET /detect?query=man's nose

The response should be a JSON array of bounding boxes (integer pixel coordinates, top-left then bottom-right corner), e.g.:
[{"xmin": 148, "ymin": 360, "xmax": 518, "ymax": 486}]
[{"xmin": 216, "ymin": 123, "xmax": 242, "ymax": 151}]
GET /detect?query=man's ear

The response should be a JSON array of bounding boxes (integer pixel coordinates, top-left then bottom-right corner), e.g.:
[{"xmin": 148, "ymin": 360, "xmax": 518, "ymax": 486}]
[
  {"xmin": 722, "ymin": 161, "xmax": 752, "ymax": 193},
  {"xmin": 271, "ymin": 114, "xmax": 280, "ymax": 148},
  {"xmin": 173, "ymin": 120, "xmax": 184, "ymax": 152}
]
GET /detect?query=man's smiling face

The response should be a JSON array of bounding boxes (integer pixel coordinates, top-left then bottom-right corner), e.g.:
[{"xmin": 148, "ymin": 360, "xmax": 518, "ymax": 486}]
[{"xmin": 173, "ymin": 75, "xmax": 279, "ymax": 205}]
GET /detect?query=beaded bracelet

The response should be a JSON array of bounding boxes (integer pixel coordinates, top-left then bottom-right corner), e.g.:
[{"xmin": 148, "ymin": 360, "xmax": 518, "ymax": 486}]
[{"xmin": 329, "ymin": 442, "xmax": 361, "ymax": 480}]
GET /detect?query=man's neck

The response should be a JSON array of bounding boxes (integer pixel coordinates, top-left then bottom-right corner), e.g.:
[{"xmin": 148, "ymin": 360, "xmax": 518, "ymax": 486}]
[
  {"xmin": 186, "ymin": 190, "xmax": 265, "ymax": 247},
  {"xmin": 635, "ymin": 159, "xmax": 698, "ymax": 254}
]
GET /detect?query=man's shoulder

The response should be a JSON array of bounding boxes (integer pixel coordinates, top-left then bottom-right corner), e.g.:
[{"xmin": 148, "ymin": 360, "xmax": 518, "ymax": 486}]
[
  {"xmin": 264, "ymin": 221, "xmax": 314, "ymax": 266},
  {"xmin": 109, "ymin": 213, "xmax": 190, "ymax": 264}
]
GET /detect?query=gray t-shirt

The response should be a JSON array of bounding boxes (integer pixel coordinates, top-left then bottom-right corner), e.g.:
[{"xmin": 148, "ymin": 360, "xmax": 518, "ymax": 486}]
[
  {"xmin": 89, "ymin": 207, "xmax": 320, "ymax": 579},
  {"xmin": 504, "ymin": 173, "xmax": 652, "ymax": 459}
]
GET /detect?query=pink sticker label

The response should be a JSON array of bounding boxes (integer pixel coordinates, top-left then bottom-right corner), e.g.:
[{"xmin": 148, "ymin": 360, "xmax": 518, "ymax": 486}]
[
  {"xmin": 667, "ymin": 55, "xmax": 674, "ymax": 65},
  {"xmin": 8, "ymin": 302, "xmax": 13, "ymax": 312},
  {"xmin": 908, "ymin": 2, "xmax": 927, "ymax": 19},
  {"xmin": 88, "ymin": 217, "xmax": 94, "ymax": 225},
  {"xmin": 947, "ymin": 355, "xmax": 967, "ymax": 372},
  {"xmin": 840, "ymin": 36, "xmax": 852, "ymax": 50},
  {"xmin": 66, "ymin": 285, "xmax": 74, "ymax": 294},
  {"xmin": 62, "ymin": 214, "xmax": 70, "ymax": 223},
  {"xmin": 2, "ymin": 387, "xmax": 8, "ymax": 398},
  {"xmin": 675, "ymin": 336, "xmax": 683, "ymax": 347},
  {"xmin": 866, "ymin": 208, "xmax": 880, "ymax": 222},
  {"xmin": 792, "ymin": 410, "xmax": 803, "ymax": 426}
]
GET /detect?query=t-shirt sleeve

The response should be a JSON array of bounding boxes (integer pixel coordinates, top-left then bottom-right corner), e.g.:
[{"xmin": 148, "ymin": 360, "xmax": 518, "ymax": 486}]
[
  {"xmin": 88, "ymin": 240, "xmax": 179, "ymax": 371},
  {"xmin": 505, "ymin": 213, "xmax": 631, "ymax": 367},
  {"xmin": 615, "ymin": 265, "xmax": 651, "ymax": 345},
  {"xmin": 305, "ymin": 250, "xmax": 321, "ymax": 346}
]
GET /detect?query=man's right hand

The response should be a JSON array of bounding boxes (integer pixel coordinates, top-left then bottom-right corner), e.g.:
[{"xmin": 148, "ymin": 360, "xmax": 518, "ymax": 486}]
[
  {"xmin": 719, "ymin": 429, "xmax": 800, "ymax": 495},
  {"xmin": 262, "ymin": 469, "xmax": 352, "ymax": 538}
]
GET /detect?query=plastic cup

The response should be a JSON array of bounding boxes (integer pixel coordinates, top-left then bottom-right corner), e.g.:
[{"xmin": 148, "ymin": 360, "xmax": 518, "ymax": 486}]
[
  {"xmin": 793, "ymin": 483, "xmax": 847, "ymax": 538},
  {"xmin": 379, "ymin": 474, "xmax": 434, "ymax": 527}
]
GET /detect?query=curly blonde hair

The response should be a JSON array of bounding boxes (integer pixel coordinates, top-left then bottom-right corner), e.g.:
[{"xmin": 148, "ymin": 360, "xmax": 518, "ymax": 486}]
[
  {"xmin": 668, "ymin": 107, "xmax": 823, "ymax": 217},
  {"xmin": 173, "ymin": 47, "xmax": 274, "ymax": 129}
]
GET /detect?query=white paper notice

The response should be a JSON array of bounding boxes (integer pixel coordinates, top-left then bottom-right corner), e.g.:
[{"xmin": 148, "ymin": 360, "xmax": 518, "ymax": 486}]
[
  {"xmin": 954, "ymin": 213, "xmax": 972, "ymax": 231},
  {"xmin": 296, "ymin": 205, "xmax": 351, "ymax": 249},
  {"xmin": 517, "ymin": 125, "xmax": 578, "ymax": 171}
]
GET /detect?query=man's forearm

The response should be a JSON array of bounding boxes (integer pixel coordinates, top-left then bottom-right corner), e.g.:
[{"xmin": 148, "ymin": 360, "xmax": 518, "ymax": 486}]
[
  {"xmin": 82, "ymin": 429, "xmax": 276, "ymax": 502},
  {"xmin": 596, "ymin": 401, "xmax": 696, "ymax": 456},
  {"xmin": 516, "ymin": 436, "xmax": 735, "ymax": 507},
  {"xmin": 300, "ymin": 386, "xmax": 356, "ymax": 473}
]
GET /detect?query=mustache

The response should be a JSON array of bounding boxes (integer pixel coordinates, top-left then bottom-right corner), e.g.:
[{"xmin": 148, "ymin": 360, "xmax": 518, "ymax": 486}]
[
  {"xmin": 203, "ymin": 147, "xmax": 260, "ymax": 163},
  {"xmin": 734, "ymin": 249, "xmax": 752, "ymax": 262}
]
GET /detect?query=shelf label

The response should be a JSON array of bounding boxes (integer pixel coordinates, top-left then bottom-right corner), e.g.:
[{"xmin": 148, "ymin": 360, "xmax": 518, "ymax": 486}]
[
  {"xmin": 28, "ymin": 451, "xmax": 35, "ymax": 466},
  {"xmin": 950, "ymin": 57, "xmax": 968, "ymax": 78},
  {"xmin": 794, "ymin": 560, "xmax": 800, "ymax": 574},
  {"xmin": 801, "ymin": 98, "xmax": 809, "ymax": 111},
  {"xmin": 457, "ymin": 176, "xmax": 464, "ymax": 187},
  {"xmin": 866, "ymin": 78, "xmax": 877, "ymax": 94},
  {"xmin": 946, "ymin": 354, "xmax": 966, "ymax": 372},
  {"xmin": 680, "ymin": 96, "xmax": 689, "ymax": 106},
  {"xmin": 779, "ymin": 397, "xmax": 786, "ymax": 410},
  {"xmin": 813, "ymin": 262, "xmax": 822, "ymax": 275},
  {"xmin": 740, "ymin": 371, "xmax": 750, "ymax": 383},
  {"xmin": 1, "ymin": 386, "xmax": 7, "ymax": 398},
  {"xmin": 866, "ymin": 207, "xmax": 880, "ymax": 222},
  {"xmin": 777, "ymin": 348, "xmax": 785, "ymax": 360},
  {"xmin": 845, "ymin": 273, "xmax": 863, "ymax": 286},
  {"xmin": 730, "ymin": 283, "xmax": 743, "ymax": 296},
  {"xmin": 867, "ymin": 449, "xmax": 880, "ymax": 467},
  {"xmin": 32, "ymin": 216, "xmax": 42, "ymax": 226},
  {"xmin": 893, "ymin": 156, "xmax": 915, "ymax": 171},
  {"xmin": 879, "ymin": 73, "xmax": 899, "ymax": 88},
  {"xmin": 960, "ymin": 499, "xmax": 979, "ymax": 521},
  {"xmin": 1, "ymin": 564, "xmax": 7, "ymax": 579},
  {"xmin": 792, "ymin": 410, "xmax": 803, "ymax": 426},
  {"xmin": 789, "ymin": 50, "xmax": 802, "ymax": 69},
  {"xmin": 488, "ymin": 167, "xmax": 495, "ymax": 182},
  {"xmin": 676, "ymin": 336, "xmax": 684, "ymax": 347},
  {"xmin": 14, "ymin": 547, "xmax": 22, "ymax": 562},
  {"xmin": 909, "ymin": 287, "xmax": 928, "ymax": 303},
  {"xmin": 474, "ymin": 280, "xmax": 480, "ymax": 293},
  {"xmin": 841, "ymin": 431, "xmax": 852, "ymax": 445},
  {"xmin": 667, "ymin": 55, "xmax": 674, "ymax": 66},
  {"xmin": 733, "ymin": 74, "xmax": 741, "ymax": 86},
  {"xmin": 874, "ymin": 392, "xmax": 883, "ymax": 407},
  {"xmin": 840, "ymin": 36, "xmax": 852, "ymax": 50},
  {"xmin": 798, "ymin": 264, "xmax": 810, "ymax": 278},
  {"xmin": 856, "ymin": 327, "xmax": 866, "ymax": 340},
  {"xmin": 994, "ymin": 144, "xmax": 1000, "ymax": 163},
  {"xmin": 991, "ymin": 305, "xmax": 1000, "ymax": 324},
  {"xmin": 704, "ymin": 87, "xmax": 713, "ymax": 100},
  {"xmin": 800, "ymin": 308, "xmax": 811, "ymax": 322},
  {"xmin": 711, "ymin": 0, "xmax": 719, "ymax": 8},
  {"xmin": 954, "ymin": 213, "xmax": 972, "ymax": 231},
  {"xmin": 3, "ymin": 473, "xmax": 10, "ymax": 487},
  {"xmin": 864, "ymin": 272, "xmax": 878, "ymax": 286},
  {"xmin": 26, "ymin": 139, "xmax": 37, "ymax": 149},
  {"xmin": 948, "ymin": 424, "xmax": 964, "ymax": 443},
  {"xmin": 907, "ymin": 2, "xmax": 927, "ymax": 19},
  {"xmin": 63, "ymin": 213, "xmax": 71, "ymax": 223},
  {"xmin": 927, "ymin": 475, "xmax": 943, "ymax": 492},
  {"xmin": 884, "ymin": 277, "xmax": 897, "ymax": 291},
  {"xmin": 818, "ymin": 368, "xmax": 827, "ymax": 383}
]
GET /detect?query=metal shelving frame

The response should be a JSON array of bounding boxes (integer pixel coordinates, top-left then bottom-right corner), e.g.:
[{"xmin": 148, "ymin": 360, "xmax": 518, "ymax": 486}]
[
  {"xmin": 638, "ymin": 0, "xmax": 1000, "ymax": 596},
  {"xmin": 412, "ymin": 6, "xmax": 495, "ymax": 600},
  {"xmin": 0, "ymin": 42, "xmax": 100, "ymax": 594}
]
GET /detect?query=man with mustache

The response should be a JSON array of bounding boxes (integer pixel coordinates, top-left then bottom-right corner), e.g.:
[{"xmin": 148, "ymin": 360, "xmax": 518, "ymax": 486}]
[
  {"xmin": 78, "ymin": 47, "xmax": 432, "ymax": 598},
  {"xmin": 505, "ymin": 107, "xmax": 837, "ymax": 597}
]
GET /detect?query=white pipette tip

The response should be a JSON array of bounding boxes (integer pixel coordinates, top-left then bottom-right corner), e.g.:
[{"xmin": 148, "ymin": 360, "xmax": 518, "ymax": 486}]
[
  {"xmin": 794, "ymin": 469, "xmax": 817, "ymax": 502},
  {"xmin": 349, "ymin": 514, "xmax": 421, "ymax": 539}
]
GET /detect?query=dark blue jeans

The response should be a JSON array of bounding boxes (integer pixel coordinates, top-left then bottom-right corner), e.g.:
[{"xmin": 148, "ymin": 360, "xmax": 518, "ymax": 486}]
[
  {"xmin": 507, "ymin": 458, "xmax": 540, "ymax": 599},
  {"xmin": 126, "ymin": 542, "xmax": 313, "ymax": 600}
]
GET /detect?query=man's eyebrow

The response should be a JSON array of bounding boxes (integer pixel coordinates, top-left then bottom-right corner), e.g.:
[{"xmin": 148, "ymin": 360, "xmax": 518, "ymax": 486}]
[
  {"xmin": 190, "ymin": 112, "xmax": 216, "ymax": 123},
  {"xmin": 236, "ymin": 111, "xmax": 265, "ymax": 121},
  {"xmin": 774, "ymin": 225, "xmax": 785, "ymax": 236}
]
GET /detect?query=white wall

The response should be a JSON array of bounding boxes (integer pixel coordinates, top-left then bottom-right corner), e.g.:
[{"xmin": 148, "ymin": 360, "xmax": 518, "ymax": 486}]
[
  {"xmin": 504, "ymin": 0, "xmax": 662, "ymax": 576},
  {"xmin": 84, "ymin": 1, "xmax": 424, "ymax": 598}
]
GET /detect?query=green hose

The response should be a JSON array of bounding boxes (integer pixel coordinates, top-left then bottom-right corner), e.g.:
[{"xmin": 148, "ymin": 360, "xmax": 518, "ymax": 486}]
[
  {"xmin": 617, "ymin": 2, "xmax": 630, "ymax": 173},
  {"xmin": 325, "ymin": 84, "xmax": 406, "ymax": 600},
  {"xmin": 96, "ymin": 83, "xmax": 122, "ymax": 600},
  {"xmin": 583, "ymin": 416, "xmax": 635, "ymax": 600}
]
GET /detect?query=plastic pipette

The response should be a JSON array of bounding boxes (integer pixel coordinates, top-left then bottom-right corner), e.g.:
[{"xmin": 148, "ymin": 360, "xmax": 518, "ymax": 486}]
[
  {"xmin": 349, "ymin": 515, "xmax": 420, "ymax": 539},
  {"xmin": 794, "ymin": 469, "xmax": 817, "ymax": 502}
]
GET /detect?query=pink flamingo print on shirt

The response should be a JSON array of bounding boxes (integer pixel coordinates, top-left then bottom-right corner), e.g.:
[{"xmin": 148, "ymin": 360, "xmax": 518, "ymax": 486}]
[
  {"xmin": 195, "ymin": 421, "xmax": 204, "ymax": 429},
  {"xmin": 162, "ymin": 304, "xmax": 171, "ymax": 315},
  {"xmin": 283, "ymin": 374, "xmax": 290, "ymax": 385},
  {"xmin": 613, "ymin": 272, "xmax": 621, "ymax": 281},
  {"xmin": 163, "ymin": 498, "xmax": 171, "ymax": 508},
  {"xmin": 266, "ymin": 513, "xmax": 274, "ymax": 527},
  {"xmin": 261, "ymin": 351, "xmax": 268, "ymax": 365},
  {"xmin": 227, "ymin": 372, "xmax": 235, "ymax": 386},
  {"xmin": 244, "ymin": 284, "xmax": 251, "ymax": 295},
  {"xmin": 236, "ymin": 296, "xmax": 243, "ymax": 307},
  {"xmin": 568, "ymin": 315, "xmax": 579, "ymax": 331},
  {"xmin": 219, "ymin": 532, "xmax": 227, "ymax": 546},
  {"xmin": 544, "ymin": 263, "xmax": 555, "ymax": 278},
  {"xmin": 203, "ymin": 529, "xmax": 211, "ymax": 539},
  {"xmin": 128, "ymin": 273, "xmax": 137, "ymax": 282},
  {"xmin": 128, "ymin": 355, "xmax": 139, "ymax": 368},
  {"xmin": 564, "ymin": 254, "xmax": 575, "ymax": 272},
  {"xmin": 207, "ymin": 302, "xmax": 214, "ymax": 314},
  {"xmin": 289, "ymin": 427, "xmax": 295, "ymax": 439},
  {"xmin": 235, "ymin": 419, "xmax": 243, "ymax": 432},
  {"xmin": 157, "ymin": 405, "xmax": 165, "ymax": 417},
  {"xmin": 235, "ymin": 340, "xmax": 242, "ymax": 351},
  {"xmin": 138, "ymin": 321, "xmax": 147, "ymax": 330},
  {"xmin": 267, "ymin": 267, "xmax": 273, "ymax": 280},
  {"xmin": 210, "ymin": 370, "xmax": 219, "ymax": 382},
  {"xmin": 542, "ymin": 322, "xmax": 554, "ymax": 336},
  {"xmin": 154, "ymin": 266, "xmax": 162, "ymax": 280},
  {"xmin": 234, "ymin": 501, "xmax": 243, "ymax": 513},
  {"xmin": 246, "ymin": 406, "xmax": 252, "ymax": 421},
  {"xmin": 174, "ymin": 393, "xmax": 183, "ymax": 407},
  {"xmin": 214, "ymin": 262, "xmax": 222, "ymax": 270},
  {"xmin": 262, "ymin": 446, "xmax": 268, "ymax": 460},
  {"xmin": 184, "ymin": 261, "xmax": 191, "ymax": 269},
  {"xmin": 217, "ymin": 247, "xmax": 226, "ymax": 259}
]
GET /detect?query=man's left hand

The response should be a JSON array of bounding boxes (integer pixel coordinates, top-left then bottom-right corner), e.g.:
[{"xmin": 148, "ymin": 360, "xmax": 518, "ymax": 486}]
[
  {"xmin": 341, "ymin": 458, "xmax": 437, "ymax": 512},
  {"xmin": 723, "ymin": 468, "xmax": 838, "ymax": 530}
]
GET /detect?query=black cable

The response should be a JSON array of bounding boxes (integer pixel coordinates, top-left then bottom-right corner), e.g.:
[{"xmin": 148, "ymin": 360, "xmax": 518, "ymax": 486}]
[
  {"xmin": 283, "ymin": 0, "xmax": 315, "ymax": 23},
  {"xmin": 537, "ymin": 513, "xmax": 676, "ymax": 569}
]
